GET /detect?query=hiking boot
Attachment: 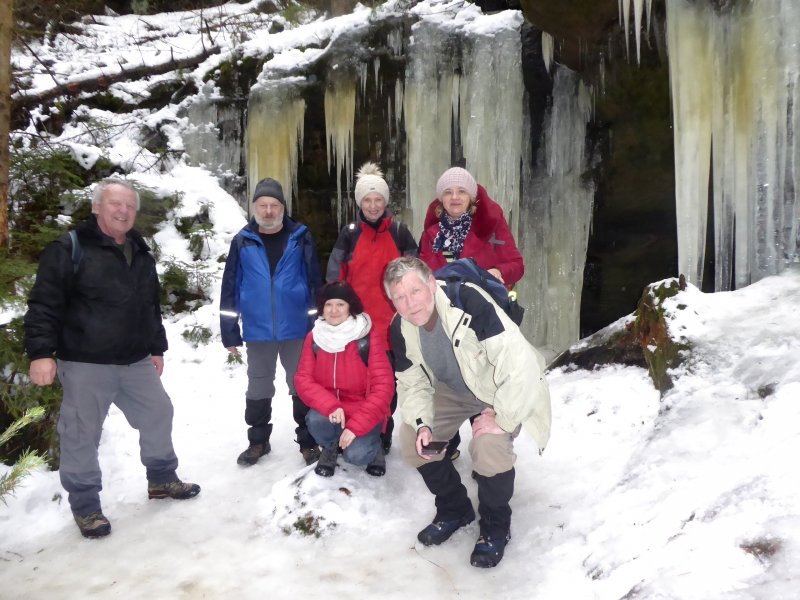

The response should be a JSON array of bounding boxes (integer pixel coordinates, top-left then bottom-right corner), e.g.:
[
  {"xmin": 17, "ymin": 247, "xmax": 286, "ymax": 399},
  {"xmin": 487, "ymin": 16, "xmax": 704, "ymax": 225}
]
[
  {"xmin": 148, "ymin": 480, "xmax": 201, "ymax": 500},
  {"xmin": 365, "ymin": 450, "xmax": 386, "ymax": 477},
  {"xmin": 314, "ymin": 444, "xmax": 338, "ymax": 477},
  {"xmin": 470, "ymin": 532, "xmax": 511, "ymax": 568},
  {"xmin": 73, "ymin": 511, "xmax": 111, "ymax": 539},
  {"xmin": 237, "ymin": 442, "xmax": 270, "ymax": 466},
  {"xmin": 417, "ymin": 507, "xmax": 475, "ymax": 546},
  {"xmin": 300, "ymin": 446, "xmax": 321, "ymax": 465}
]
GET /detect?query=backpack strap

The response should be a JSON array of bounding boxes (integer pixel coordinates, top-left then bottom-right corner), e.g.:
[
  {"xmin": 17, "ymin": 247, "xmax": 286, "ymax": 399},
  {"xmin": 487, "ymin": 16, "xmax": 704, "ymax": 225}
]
[
  {"xmin": 68, "ymin": 230, "xmax": 82, "ymax": 274},
  {"xmin": 312, "ymin": 337, "xmax": 370, "ymax": 366}
]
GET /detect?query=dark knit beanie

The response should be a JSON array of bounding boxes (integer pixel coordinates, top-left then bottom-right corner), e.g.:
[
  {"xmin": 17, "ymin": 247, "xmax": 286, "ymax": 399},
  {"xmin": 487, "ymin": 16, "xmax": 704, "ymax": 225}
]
[
  {"xmin": 252, "ymin": 178, "xmax": 285, "ymax": 205},
  {"xmin": 316, "ymin": 281, "xmax": 364, "ymax": 316}
]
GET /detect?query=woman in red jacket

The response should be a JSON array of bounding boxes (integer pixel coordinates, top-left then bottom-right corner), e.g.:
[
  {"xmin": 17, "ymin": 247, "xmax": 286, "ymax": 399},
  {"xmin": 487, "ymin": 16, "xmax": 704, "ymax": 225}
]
[
  {"xmin": 419, "ymin": 167, "xmax": 525, "ymax": 460},
  {"xmin": 419, "ymin": 167, "xmax": 524, "ymax": 287},
  {"xmin": 295, "ymin": 282, "xmax": 394, "ymax": 477}
]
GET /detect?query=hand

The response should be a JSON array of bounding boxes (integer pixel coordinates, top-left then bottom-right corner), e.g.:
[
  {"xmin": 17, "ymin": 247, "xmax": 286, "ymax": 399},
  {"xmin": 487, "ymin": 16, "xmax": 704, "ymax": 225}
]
[
  {"xmin": 226, "ymin": 346, "xmax": 240, "ymax": 356},
  {"xmin": 328, "ymin": 407, "xmax": 346, "ymax": 429},
  {"xmin": 471, "ymin": 407, "xmax": 505, "ymax": 439},
  {"xmin": 415, "ymin": 426, "xmax": 433, "ymax": 460},
  {"xmin": 339, "ymin": 428, "xmax": 356, "ymax": 449},
  {"xmin": 29, "ymin": 358, "xmax": 56, "ymax": 386},
  {"xmin": 487, "ymin": 268, "xmax": 505, "ymax": 283},
  {"xmin": 151, "ymin": 355, "xmax": 164, "ymax": 376}
]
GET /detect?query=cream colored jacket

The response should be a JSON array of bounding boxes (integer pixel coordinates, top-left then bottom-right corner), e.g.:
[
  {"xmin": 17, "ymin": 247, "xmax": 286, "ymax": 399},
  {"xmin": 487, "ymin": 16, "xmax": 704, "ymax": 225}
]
[{"xmin": 390, "ymin": 283, "xmax": 551, "ymax": 451}]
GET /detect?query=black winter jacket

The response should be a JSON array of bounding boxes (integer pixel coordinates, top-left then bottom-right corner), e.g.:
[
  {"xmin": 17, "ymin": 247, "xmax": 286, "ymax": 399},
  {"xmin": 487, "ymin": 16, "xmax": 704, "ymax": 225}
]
[{"xmin": 24, "ymin": 215, "xmax": 168, "ymax": 364}]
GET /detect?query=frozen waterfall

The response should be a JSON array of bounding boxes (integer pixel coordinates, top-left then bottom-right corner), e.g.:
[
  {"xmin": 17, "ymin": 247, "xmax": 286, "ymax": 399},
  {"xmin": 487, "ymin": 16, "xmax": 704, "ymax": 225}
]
[{"xmin": 666, "ymin": 0, "xmax": 800, "ymax": 289}]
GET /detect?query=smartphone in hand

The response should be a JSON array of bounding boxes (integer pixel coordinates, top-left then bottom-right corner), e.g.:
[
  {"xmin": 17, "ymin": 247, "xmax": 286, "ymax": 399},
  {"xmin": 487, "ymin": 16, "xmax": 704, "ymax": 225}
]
[{"xmin": 421, "ymin": 441, "xmax": 449, "ymax": 455}]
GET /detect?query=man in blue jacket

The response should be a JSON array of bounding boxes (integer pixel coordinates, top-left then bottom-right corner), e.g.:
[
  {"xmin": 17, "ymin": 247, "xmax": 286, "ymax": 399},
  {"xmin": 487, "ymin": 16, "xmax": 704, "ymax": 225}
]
[{"xmin": 220, "ymin": 178, "xmax": 323, "ymax": 466}]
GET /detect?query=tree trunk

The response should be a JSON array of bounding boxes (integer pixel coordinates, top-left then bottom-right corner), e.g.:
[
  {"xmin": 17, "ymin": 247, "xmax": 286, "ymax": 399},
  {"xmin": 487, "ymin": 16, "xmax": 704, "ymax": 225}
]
[{"xmin": 0, "ymin": 0, "xmax": 12, "ymax": 248}]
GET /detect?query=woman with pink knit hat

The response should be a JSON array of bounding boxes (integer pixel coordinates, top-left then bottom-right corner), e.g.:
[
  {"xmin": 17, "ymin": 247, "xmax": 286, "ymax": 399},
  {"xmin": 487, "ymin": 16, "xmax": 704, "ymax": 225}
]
[
  {"xmin": 419, "ymin": 166, "xmax": 524, "ymax": 460},
  {"xmin": 326, "ymin": 162, "xmax": 418, "ymax": 453},
  {"xmin": 420, "ymin": 166, "xmax": 524, "ymax": 286}
]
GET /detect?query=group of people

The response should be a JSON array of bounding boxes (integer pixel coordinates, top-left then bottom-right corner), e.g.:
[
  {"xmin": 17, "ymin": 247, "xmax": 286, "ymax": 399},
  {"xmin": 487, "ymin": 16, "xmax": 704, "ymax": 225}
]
[{"xmin": 23, "ymin": 164, "xmax": 550, "ymax": 569}]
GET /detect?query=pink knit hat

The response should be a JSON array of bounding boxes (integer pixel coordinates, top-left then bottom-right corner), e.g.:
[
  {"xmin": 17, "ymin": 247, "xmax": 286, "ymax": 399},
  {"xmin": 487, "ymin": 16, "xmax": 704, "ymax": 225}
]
[{"xmin": 436, "ymin": 167, "xmax": 477, "ymax": 201}]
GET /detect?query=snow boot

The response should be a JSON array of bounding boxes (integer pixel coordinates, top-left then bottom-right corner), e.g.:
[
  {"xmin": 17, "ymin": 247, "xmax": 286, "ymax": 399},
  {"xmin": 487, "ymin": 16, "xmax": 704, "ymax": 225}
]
[
  {"xmin": 314, "ymin": 443, "xmax": 338, "ymax": 477},
  {"xmin": 470, "ymin": 531, "xmax": 511, "ymax": 568},
  {"xmin": 366, "ymin": 450, "xmax": 386, "ymax": 477}
]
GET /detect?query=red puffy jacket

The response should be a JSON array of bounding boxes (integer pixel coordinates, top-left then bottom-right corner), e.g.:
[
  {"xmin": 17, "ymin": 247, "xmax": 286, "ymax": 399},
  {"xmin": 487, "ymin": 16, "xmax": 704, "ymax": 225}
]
[
  {"xmin": 419, "ymin": 184, "xmax": 524, "ymax": 287},
  {"xmin": 294, "ymin": 329, "xmax": 395, "ymax": 437}
]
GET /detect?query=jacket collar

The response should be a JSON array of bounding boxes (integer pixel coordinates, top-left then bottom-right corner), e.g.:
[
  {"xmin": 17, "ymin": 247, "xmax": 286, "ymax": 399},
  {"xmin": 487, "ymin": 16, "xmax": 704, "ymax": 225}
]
[{"xmin": 78, "ymin": 214, "xmax": 150, "ymax": 252}]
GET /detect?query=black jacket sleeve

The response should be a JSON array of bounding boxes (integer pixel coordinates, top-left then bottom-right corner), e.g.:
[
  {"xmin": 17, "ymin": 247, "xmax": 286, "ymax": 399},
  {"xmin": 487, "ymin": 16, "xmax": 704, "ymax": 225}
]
[{"xmin": 24, "ymin": 237, "xmax": 73, "ymax": 360}]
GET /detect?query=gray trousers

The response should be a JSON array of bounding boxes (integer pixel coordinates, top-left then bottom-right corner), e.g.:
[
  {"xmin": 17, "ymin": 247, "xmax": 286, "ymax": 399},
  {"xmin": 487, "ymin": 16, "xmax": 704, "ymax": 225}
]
[
  {"xmin": 245, "ymin": 339, "xmax": 304, "ymax": 399},
  {"xmin": 57, "ymin": 358, "xmax": 179, "ymax": 516},
  {"xmin": 399, "ymin": 383, "xmax": 518, "ymax": 477}
]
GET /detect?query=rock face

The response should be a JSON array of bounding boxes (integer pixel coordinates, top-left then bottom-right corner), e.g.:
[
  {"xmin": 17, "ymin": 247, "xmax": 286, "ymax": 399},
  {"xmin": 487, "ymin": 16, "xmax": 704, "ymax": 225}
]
[{"xmin": 520, "ymin": 0, "xmax": 681, "ymax": 338}]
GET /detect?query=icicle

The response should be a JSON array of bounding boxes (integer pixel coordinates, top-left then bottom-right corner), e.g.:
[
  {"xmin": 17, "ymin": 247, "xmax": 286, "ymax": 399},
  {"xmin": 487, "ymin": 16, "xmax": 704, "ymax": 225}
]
[
  {"xmin": 394, "ymin": 77, "xmax": 404, "ymax": 135},
  {"xmin": 633, "ymin": 0, "xmax": 644, "ymax": 64},
  {"xmin": 459, "ymin": 14, "xmax": 524, "ymax": 231},
  {"xmin": 324, "ymin": 76, "xmax": 356, "ymax": 228},
  {"xmin": 666, "ymin": 1, "xmax": 712, "ymax": 287},
  {"xmin": 517, "ymin": 68, "xmax": 595, "ymax": 355},
  {"xmin": 246, "ymin": 81, "xmax": 305, "ymax": 216},
  {"xmin": 622, "ymin": 0, "xmax": 631, "ymax": 61},
  {"xmin": 404, "ymin": 20, "xmax": 459, "ymax": 235},
  {"xmin": 357, "ymin": 62, "xmax": 368, "ymax": 104},
  {"xmin": 373, "ymin": 57, "xmax": 381, "ymax": 97},
  {"xmin": 184, "ymin": 96, "xmax": 242, "ymax": 181},
  {"xmin": 388, "ymin": 28, "xmax": 403, "ymax": 56},
  {"xmin": 666, "ymin": 0, "xmax": 800, "ymax": 290},
  {"xmin": 542, "ymin": 31, "xmax": 553, "ymax": 74},
  {"xmin": 619, "ymin": 0, "xmax": 647, "ymax": 64}
]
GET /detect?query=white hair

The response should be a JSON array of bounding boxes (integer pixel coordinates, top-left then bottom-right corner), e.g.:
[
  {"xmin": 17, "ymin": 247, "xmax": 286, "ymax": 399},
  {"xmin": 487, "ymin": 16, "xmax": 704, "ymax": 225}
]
[{"xmin": 92, "ymin": 179, "xmax": 140, "ymax": 209}]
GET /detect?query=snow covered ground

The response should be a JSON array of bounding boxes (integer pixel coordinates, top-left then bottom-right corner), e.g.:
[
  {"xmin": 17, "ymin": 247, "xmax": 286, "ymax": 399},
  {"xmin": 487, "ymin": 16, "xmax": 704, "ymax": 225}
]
[
  {"xmin": 3, "ymin": 1, "xmax": 800, "ymax": 598},
  {"xmin": 2, "ymin": 262, "xmax": 800, "ymax": 599}
]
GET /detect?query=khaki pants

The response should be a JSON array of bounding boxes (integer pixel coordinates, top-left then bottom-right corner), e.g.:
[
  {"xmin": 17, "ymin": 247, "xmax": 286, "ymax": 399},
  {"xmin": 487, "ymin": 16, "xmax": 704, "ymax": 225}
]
[{"xmin": 399, "ymin": 383, "xmax": 518, "ymax": 477}]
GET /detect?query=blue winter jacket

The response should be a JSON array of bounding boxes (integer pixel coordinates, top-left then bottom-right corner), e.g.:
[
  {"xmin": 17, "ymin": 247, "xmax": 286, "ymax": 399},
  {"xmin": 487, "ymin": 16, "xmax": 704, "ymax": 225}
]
[{"xmin": 220, "ymin": 216, "xmax": 322, "ymax": 347}]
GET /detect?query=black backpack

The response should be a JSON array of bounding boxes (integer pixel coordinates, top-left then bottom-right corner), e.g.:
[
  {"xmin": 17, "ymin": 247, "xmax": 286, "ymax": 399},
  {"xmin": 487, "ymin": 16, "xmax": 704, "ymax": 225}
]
[
  {"xmin": 312, "ymin": 336, "xmax": 370, "ymax": 366},
  {"xmin": 434, "ymin": 258, "xmax": 525, "ymax": 325}
]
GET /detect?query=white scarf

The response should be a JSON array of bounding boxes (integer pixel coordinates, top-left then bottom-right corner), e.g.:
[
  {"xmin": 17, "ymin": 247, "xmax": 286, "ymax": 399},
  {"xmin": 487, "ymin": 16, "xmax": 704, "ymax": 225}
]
[{"xmin": 312, "ymin": 313, "xmax": 372, "ymax": 353}]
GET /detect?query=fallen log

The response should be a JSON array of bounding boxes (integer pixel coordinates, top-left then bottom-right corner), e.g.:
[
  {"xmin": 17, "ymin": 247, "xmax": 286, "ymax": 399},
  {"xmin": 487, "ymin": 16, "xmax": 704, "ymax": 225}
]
[{"xmin": 12, "ymin": 45, "xmax": 221, "ymax": 112}]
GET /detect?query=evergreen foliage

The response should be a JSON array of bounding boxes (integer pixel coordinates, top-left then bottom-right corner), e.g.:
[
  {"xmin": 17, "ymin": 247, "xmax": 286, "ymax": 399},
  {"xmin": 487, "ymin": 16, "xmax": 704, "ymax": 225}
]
[{"xmin": 0, "ymin": 407, "xmax": 47, "ymax": 505}]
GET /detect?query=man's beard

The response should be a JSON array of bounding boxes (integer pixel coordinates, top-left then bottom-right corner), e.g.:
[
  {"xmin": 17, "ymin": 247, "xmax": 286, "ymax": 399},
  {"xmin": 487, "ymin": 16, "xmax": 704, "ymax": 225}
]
[{"xmin": 255, "ymin": 214, "xmax": 282, "ymax": 230}]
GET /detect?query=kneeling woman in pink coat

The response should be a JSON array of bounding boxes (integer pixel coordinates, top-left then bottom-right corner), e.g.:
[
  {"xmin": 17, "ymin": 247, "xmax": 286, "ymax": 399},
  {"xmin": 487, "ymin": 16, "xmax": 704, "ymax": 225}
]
[{"xmin": 295, "ymin": 281, "xmax": 395, "ymax": 477}]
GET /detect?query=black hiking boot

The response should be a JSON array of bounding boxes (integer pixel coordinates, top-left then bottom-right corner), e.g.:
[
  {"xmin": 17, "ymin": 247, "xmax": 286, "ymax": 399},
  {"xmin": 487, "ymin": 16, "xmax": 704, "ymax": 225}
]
[
  {"xmin": 73, "ymin": 510, "xmax": 111, "ymax": 538},
  {"xmin": 417, "ymin": 508, "xmax": 475, "ymax": 546},
  {"xmin": 237, "ymin": 441, "xmax": 270, "ymax": 466},
  {"xmin": 470, "ymin": 531, "xmax": 511, "ymax": 568}
]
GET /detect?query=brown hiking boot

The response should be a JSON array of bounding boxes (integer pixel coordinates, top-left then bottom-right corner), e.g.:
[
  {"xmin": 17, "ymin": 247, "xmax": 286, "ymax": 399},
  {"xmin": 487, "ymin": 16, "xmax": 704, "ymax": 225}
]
[
  {"xmin": 300, "ymin": 446, "xmax": 321, "ymax": 465},
  {"xmin": 148, "ymin": 480, "xmax": 201, "ymax": 500},
  {"xmin": 237, "ymin": 442, "xmax": 270, "ymax": 466},
  {"xmin": 73, "ymin": 511, "xmax": 111, "ymax": 538}
]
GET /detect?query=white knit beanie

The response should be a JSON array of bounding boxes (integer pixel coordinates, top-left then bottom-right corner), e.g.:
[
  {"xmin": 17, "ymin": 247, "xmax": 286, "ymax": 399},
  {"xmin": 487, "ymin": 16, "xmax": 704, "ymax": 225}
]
[
  {"xmin": 354, "ymin": 162, "xmax": 390, "ymax": 207},
  {"xmin": 436, "ymin": 167, "xmax": 478, "ymax": 201}
]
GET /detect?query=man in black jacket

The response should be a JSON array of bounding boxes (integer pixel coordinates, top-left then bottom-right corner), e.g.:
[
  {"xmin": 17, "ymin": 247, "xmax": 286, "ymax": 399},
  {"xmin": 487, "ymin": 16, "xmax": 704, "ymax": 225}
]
[{"xmin": 24, "ymin": 179, "xmax": 200, "ymax": 539}]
